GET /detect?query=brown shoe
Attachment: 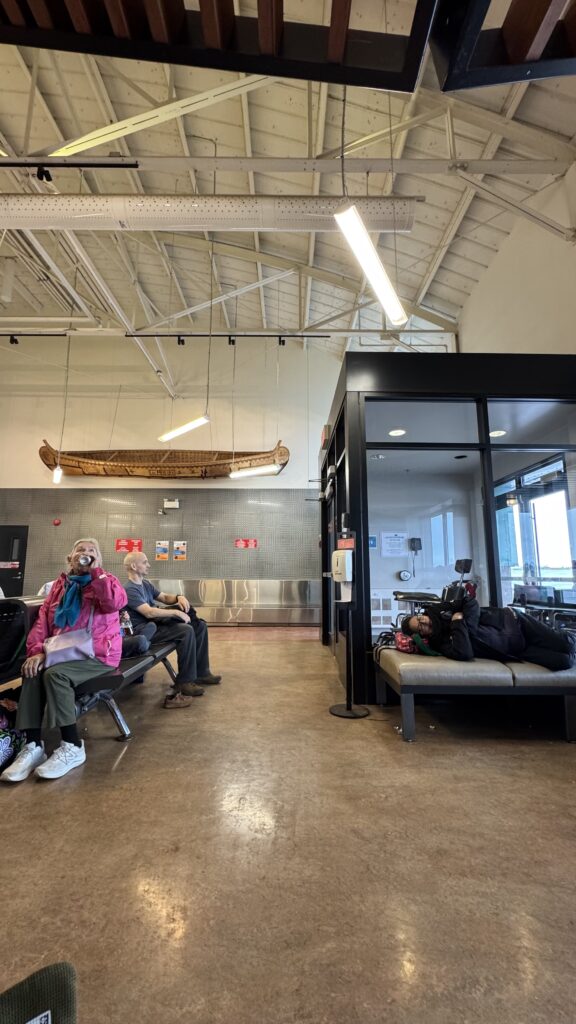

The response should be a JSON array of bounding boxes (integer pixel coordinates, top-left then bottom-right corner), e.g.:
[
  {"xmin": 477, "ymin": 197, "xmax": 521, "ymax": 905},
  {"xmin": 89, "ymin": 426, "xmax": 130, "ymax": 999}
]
[
  {"xmin": 163, "ymin": 692, "xmax": 193, "ymax": 709},
  {"xmin": 177, "ymin": 681, "xmax": 205, "ymax": 697},
  {"xmin": 198, "ymin": 673, "xmax": 222, "ymax": 685}
]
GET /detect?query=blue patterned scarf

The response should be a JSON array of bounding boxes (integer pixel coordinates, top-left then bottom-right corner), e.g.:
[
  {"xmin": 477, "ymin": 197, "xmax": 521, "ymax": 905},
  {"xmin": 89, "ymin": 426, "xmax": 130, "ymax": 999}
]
[{"xmin": 54, "ymin": 573, "xmax": 92, "ymax": 628}]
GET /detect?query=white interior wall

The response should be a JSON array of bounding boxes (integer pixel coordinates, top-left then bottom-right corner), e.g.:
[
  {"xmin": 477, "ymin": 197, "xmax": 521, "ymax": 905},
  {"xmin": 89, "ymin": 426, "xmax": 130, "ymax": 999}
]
[
  {"xmin": 0, "ymin": 336, "xmax": 340, "ymax": 489},
  {"xmin": 459, "ymin": 164, "xmax": 576, "ymax": 354}
]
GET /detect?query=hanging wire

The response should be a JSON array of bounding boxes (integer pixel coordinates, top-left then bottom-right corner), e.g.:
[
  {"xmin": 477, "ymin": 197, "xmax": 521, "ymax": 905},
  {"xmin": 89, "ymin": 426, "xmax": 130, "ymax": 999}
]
[
  {"xmin": 107, "ymin": 384, "xmax": 122, "ymax": 449},
  {"xmin": 340, "ymin": 85, "xmax": 348, "ymax": 199},
  {"xmin": 231, "ymin": 335, "xmax": 236, "ymax": 467},
  {"xmin": 56, "ymin": 336, "xmax": 72, "ymax": 462},
  {"xmin": 306, "ymin": 340, "xmax": 310, "ymax": 485},
  {"xmin": 383, "ymin": 0, "xmax": 402, "ymax": 308},
  {"xmin": 275, "ymin": 340, "xmax": 280, "ymax": 444},
  {"xmin": 205, "ymin": 152, "xmax": 217, "ymax": 419}
]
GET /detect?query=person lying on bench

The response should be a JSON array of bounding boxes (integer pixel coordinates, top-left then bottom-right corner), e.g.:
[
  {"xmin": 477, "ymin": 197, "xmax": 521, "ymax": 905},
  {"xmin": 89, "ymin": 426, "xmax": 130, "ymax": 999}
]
[
  {"xmin": 402, "ymin": 595, "xmax": 576, "ymax": 671},
  {"xmin": 2, "ymin": 538, "xmax": 127, "ymax": 784},
  {"xmin": 123, "ymin": 552, "xmax": 221, "ymax": 701}
]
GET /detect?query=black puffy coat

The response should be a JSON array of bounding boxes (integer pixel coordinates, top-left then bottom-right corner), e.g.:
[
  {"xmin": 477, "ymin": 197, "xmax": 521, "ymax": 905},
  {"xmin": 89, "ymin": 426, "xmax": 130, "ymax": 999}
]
[{"xmin": 423, "ymin": 597, "xmax": 525, "ymax": 662}]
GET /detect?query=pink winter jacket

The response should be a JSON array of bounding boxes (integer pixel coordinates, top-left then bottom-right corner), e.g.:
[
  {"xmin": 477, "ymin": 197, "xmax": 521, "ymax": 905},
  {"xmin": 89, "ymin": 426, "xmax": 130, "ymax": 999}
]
[{"xmin": 27, "ymin": 569, "xmax": 128, "ymax": 668}]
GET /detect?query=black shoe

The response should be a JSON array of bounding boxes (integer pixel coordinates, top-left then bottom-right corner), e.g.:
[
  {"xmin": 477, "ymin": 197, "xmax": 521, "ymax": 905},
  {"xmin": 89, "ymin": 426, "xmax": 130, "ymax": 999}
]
[{"xmin": 198, "ymin": 674, "xmax": 222, "ymax": 685}]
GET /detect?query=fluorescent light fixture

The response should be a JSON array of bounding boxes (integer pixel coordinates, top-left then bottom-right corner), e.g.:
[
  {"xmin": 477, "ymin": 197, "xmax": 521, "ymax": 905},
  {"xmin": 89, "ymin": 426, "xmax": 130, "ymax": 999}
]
[
  {"xmin": 229, "ymin": 463, "xmax": 281, "ymax": 479},
  {"xmin": 158, "ymin": 414, "xmax": 209, "ymax": 442},
  {"xmin": 53, "ymin": 465, "xmax": 63, "ymax": 484},
  {"xmin": 489, "ymin": 429, "xmax": 507, "ymax": 438},
  {"xmin": 334, "ymin": 204, "xmax": 408, "ymax": 327},
  {"xmin": 389, "ymin": 429, "xmax": 406, "ymax": 437}
]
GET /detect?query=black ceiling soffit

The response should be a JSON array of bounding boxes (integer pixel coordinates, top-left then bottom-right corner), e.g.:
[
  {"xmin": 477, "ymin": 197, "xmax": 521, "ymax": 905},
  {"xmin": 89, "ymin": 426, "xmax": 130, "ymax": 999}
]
[
  {"xmin": 1, "ymin": 1, "xmax": 575, "ymax": 92},
  {"xmin": 430, "ymin": 0, "xmax": 576, "ymax": 91},
  {"xmin": 0, "ymin": 0, "xmax": 439, "ymax": 93}
]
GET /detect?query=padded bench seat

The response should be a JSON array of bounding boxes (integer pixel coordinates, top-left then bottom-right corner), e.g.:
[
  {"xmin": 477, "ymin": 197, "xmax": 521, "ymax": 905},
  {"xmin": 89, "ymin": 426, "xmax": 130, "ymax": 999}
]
[
  {"xmin": 74, "ymin": 643, "xmax": 180, "ymax": 740},
  {"xmin": 0, "ymin": 597, "xmax": 181, "ymax": 742},
  {"xmin": 374, "ymin": 648, "xmax": 576, "ymax": 742}
]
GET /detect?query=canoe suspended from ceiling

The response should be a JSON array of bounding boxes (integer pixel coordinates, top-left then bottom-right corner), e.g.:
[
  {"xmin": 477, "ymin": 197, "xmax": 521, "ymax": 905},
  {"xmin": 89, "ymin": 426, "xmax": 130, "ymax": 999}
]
[{"xmin": 39, "ymin": 439, "xmax": 290, "ymax": 479}]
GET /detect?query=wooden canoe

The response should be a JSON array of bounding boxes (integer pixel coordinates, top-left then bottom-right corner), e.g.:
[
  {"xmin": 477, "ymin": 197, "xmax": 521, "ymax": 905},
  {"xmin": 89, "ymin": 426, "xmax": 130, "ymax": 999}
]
[{"xmin": 39, "ymin": 439, "xmax": 290, "ymax": 479}]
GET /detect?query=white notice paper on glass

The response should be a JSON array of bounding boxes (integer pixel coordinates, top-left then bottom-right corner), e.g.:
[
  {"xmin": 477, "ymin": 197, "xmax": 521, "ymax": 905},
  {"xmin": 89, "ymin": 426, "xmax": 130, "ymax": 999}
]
[
  {"xmin": 380, "ymin": 532, "xmax": 408, "ymax": 557},
  {"xmin": 26, "ymin": 1014, "xmax": 51, "ymax": 1024}
]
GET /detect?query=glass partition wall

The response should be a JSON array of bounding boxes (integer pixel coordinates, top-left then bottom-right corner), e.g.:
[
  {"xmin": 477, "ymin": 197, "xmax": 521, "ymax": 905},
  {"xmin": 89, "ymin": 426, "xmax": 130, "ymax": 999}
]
[
  {"xmin": 320, "ymin": 358, "xmax": 576, "ymax": 705},
  {"xmin": 367, "ymin": 449, "xmax": 487, "ymax": 636},
  {"xmin": 366, "ymin": 398, "xmax": 576, "ymax": 640}
]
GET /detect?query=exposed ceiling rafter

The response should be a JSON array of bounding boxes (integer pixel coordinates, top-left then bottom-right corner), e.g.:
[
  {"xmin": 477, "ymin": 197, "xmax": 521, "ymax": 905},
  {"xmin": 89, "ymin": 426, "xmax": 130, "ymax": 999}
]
[{"xmin": 46, "ymin": 74, "xmax": 276, "ymax": 157}]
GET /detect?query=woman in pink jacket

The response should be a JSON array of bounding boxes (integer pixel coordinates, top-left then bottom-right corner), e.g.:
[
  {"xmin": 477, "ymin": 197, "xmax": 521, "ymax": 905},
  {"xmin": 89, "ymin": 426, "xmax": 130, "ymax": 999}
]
[{"xmin": 3, "ymin": 538, "xmax": 127, "ymax": 784}]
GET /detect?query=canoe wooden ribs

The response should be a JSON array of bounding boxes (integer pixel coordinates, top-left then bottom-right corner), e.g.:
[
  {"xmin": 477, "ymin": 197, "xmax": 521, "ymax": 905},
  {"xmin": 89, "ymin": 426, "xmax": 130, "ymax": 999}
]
[{"xmin": 39, "ymin": 439, "xmax": 289, "ymax": 479}]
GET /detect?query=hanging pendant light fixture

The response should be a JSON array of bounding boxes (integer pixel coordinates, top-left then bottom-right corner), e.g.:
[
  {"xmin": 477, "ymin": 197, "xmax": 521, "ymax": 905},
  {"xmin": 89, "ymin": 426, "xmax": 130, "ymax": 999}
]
[
  {"xmin": 230, "ymin": 463, "xmax": 281, "ymax": 479},
  {"xmin": 158, "ymin": 173, "xmax": 215, "ymax": 443},
  {"xmin": 158, "ymin": 414, "xmax": 209, "ymax": 443},
  {"xmin": 334, "ymin": 204, "xmax": 408, "ymax": 327},
  {"xmin": 334, "ymin": 79, "xmax": 407, "ymax": 329},
  {"xmin": 229, "ymin": 336, "xmax": 283, "ymax": 479}
]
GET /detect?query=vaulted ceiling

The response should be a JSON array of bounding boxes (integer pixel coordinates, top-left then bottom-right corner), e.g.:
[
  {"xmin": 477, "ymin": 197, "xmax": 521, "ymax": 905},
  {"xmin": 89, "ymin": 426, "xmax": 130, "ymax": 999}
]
[{"xmin": 0, "ymin": 0, "xmax": 575, "ymax": 399}]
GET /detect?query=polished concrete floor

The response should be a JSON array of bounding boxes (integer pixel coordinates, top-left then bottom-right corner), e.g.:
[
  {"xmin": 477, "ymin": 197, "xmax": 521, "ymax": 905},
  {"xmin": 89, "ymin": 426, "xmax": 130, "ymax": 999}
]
[{"xmin": 3, "ymin": 628, "xmax": 576, "ymax": 1023}]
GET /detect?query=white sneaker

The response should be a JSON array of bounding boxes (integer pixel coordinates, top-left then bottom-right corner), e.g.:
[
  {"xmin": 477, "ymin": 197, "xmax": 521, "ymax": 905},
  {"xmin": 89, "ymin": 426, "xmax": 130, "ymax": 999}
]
[
  {"xmin": 1, "ymin": 742, "xmax": 46, "ymax": 783},
  {"xmin": 35, "ymin": 740, "xmax": 86, "ymax": 780}
]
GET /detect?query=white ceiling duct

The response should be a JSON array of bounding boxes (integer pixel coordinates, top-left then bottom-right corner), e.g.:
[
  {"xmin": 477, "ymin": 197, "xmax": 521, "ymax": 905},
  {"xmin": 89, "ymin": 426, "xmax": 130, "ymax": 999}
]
[{"xmin": 0, "ymin": 195, "xmax": 418, "ymax": 233}]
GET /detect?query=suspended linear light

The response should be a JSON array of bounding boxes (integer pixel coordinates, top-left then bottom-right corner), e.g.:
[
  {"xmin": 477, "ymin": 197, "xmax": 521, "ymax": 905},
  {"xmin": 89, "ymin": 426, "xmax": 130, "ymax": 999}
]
[
  {"xmin": 229, "ymin": 463, "xmax": 281, "ymax": 479},
  {"xmin": 334, "ymin": 204, "xmax": 408, "ymax": 328},
  {"xmin": 52, "ymin": 465, "xmax": 63, "ymax": 484},
  {"xmin": 158, "ymin": 414, "xmax": 210, "ymax": 442}
]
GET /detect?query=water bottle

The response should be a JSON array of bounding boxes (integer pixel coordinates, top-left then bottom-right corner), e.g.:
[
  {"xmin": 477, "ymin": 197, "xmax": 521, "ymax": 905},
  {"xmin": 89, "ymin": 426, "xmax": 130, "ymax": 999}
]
[
  {"xmin": 78, "ymin": 555, "xmax": 93, "ymax": 567},
  {"xmin": 120, "ymin": 610, "xmax": 133, "ymax": 637}
]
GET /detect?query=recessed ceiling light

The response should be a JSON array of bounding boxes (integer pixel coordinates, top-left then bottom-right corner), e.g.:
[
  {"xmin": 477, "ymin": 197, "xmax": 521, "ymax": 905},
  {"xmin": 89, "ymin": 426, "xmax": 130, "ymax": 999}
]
[
  {"xmin": 389, "ymin": 429, "xmax": 406, "ymax": 437},
  {"xmin": 489, "ymin": 429, "xmax": 507, "ymax": 438}
]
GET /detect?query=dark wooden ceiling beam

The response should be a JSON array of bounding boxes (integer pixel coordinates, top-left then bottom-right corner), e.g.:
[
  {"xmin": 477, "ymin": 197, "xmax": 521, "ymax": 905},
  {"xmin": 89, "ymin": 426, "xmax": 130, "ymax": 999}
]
[
  {"xmin": 0, "ymin": 0, "xmax": 27, "ymax": 26},
  {"xmin": 63, "ymin": 0, "xmax": 109, "ymax": 33},
  {"xmin": 103, "ymin": 0, "xmax": 147, "ymax": 39},
  {"xmin": 198, "ymin": 0, "xmax": 235, "ymax": 49},
  {"xmin": 327, "ymin": 0, "xmax": 352, "ymax": 63},
  {"xmin": 27, "ymin": 1, "xmax": 74, "ymax": 30},
  {"xmin": 502, "ymin": 0, "xmax": 567, "ymax": 63},
  {"xmin": 257, "ymin": 0, "xmax": 283, "ymax": 56},
  {"xmin": 143, "ymin": 0, "xmax": 186, "ymax": 43}
]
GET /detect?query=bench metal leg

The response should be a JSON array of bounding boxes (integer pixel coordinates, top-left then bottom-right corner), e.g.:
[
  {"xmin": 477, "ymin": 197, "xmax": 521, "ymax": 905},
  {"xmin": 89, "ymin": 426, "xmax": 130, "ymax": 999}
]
[
  {"xmin": 161, "ymin": 656, "xmax": 178, "ymax": 685},
  {"xmin": 400, "ymin": 693, "xmax": 416, "ymax": 742},
  {"xmin": 97, "ymin": 693, "xmax": 132, "ymax": 741},
  {"xmin": 564, "ymin": 695, "xmax": 576, "ymax": 742}
]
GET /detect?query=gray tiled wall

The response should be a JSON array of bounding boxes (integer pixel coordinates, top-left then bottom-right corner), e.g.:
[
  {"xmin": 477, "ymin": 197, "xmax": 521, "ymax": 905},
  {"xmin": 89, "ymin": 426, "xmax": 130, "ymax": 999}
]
[{"xmin": 0, "ymin": 488, "xmax": 321, "ymax": 594}]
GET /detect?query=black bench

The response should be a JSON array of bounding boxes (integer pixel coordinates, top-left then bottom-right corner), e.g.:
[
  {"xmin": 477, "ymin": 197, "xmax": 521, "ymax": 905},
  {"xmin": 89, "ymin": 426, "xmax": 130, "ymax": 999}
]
[{"xmin": 0, "ymin": 598, "xmax": 178, "ymax": 741}]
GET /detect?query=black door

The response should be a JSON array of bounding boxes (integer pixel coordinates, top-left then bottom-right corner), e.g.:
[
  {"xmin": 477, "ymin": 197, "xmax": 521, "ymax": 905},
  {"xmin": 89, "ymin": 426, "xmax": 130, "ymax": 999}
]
[{"xmin": 0, "ymin": 526, "xmax": 28, "ymax": 597}]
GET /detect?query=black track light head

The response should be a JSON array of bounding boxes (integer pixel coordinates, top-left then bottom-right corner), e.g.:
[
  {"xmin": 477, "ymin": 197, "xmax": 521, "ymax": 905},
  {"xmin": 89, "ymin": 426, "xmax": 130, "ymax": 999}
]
[
  {"xmin": 9, "ymin": 334, "xmax": 18, "ymax": 345},
  {"xmin": 177, "ymin": 335, "xmax": 185, "ymax": 346},
  {"xmin": 37, "ymin": 165, "xmax": 52, "ymax": 183},
  {"xmin": 278, "ymin": 336, "xmax": 286, "ymax": 347},
  {"xmin": 228, "ymin": 335, "xmax": 236, "ymax": 346}
]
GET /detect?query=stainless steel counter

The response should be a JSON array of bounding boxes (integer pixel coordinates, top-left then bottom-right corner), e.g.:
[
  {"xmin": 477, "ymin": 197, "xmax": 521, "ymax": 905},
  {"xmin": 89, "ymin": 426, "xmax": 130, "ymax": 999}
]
[{"xmin": 153, "ymin": 578, "xmax": 321, "ymax": 625}]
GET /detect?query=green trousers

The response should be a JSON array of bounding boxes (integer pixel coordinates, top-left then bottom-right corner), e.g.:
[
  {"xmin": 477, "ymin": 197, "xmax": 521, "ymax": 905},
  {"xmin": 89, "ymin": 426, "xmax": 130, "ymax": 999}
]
[{"xmin": 16, "ymin": 658, "xmax": 112, "ymax": 730}]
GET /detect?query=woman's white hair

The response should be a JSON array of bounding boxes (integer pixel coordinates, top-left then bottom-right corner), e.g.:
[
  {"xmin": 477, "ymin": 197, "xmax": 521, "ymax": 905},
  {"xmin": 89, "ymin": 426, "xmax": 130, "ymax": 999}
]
[{"xmin": 69, "ymin": 537, "xmax": 103, "ymax": 566}]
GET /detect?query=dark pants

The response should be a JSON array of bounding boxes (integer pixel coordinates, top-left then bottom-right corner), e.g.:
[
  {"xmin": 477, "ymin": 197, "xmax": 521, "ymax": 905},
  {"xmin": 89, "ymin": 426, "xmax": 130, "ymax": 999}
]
[
  {"xmin": 122, "ymin": 621, "xmax": 156, "ymax": 658},
  {"xmin": 16, "ymin": 658, "xmax": 112, "ymax": 730},
  {"xmin": 518, "ymin": 615, "xmax": 575, "ymax": 671},
  {"xmin": 135, "ymin": 618, "xmax": 210, "ymax": 685}
]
